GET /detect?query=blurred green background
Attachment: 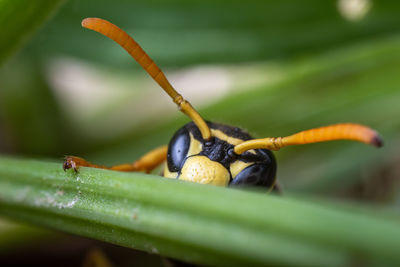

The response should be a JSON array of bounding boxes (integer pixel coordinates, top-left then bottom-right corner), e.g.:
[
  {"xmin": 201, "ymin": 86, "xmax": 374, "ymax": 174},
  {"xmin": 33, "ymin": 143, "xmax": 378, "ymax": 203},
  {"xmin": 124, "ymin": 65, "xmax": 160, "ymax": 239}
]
[{"xmin": 1, "ymin": 0, "xmax": 400, "ymax": 265}]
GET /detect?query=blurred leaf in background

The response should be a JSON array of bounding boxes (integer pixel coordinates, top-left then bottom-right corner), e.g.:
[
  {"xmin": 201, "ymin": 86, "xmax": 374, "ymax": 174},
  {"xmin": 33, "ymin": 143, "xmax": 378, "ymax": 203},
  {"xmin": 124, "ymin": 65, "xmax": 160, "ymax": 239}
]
[{"xmin": 1, "ymin": 0, "xmax": 400, "ymax": 265}]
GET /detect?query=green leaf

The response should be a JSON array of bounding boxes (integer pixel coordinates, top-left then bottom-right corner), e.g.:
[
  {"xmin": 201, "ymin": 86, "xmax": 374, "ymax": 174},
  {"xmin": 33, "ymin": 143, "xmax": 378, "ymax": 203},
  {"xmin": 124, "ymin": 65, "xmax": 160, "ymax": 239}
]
[
  {"xmin": 0, "ymin": 156, "xmax": 400, "ymax": 266},
  {"xmin": 26, "ymin": 0, "xmax": 400, "ymax": 66},
  {"xmin": 0, "ymin": 0, "xmax": 65, "ymax": 64}
]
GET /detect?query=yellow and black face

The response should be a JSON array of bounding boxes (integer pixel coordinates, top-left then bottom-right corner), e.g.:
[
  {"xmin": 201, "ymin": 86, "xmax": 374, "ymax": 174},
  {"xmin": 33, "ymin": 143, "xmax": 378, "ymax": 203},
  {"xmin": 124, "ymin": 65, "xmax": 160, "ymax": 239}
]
[{"xmin": 163, "ymin": 122, "xmax": 277, "ymax": 189}]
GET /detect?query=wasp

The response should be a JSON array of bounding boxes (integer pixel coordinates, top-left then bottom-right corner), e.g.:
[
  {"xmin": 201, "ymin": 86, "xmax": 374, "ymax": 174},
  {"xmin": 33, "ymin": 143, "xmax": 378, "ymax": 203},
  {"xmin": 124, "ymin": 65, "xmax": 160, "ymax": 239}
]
[{"xmin": 63, "ymin": 18, "xmax": 382, "ymax": 191}]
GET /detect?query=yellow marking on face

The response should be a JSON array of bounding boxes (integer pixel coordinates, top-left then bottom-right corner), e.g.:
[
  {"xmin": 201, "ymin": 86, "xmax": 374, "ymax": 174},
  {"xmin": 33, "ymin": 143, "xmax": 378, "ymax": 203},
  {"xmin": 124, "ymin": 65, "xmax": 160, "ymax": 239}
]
[
  {"xmin": 187, "ymin": 132, "xmax": 202, "ymax": 156},
  {"xmin": 211, "ymin": 129, "xmax": 244, "ymax": 146},
  {"xmin": 179, "ymin": 156, "xmax": 230, "ymax": 186},
  {"xmin": 248, "ymin": 149, "xmax": 257, "ymax": 155},
  {"xmin": 163, "ymin": 162, "xmax": 178, "ymax": 179},
  {"xmin": 230, "ymin": 160, "xmax": 253, "ymax": 179}
]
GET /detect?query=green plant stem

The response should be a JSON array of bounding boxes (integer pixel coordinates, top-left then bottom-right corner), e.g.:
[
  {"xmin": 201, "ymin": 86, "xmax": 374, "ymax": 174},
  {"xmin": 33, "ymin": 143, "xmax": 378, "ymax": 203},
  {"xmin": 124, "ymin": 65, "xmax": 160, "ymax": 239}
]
[{"xmin": 0, "ymin": 156, "xmax": 400, "ymax": 266}]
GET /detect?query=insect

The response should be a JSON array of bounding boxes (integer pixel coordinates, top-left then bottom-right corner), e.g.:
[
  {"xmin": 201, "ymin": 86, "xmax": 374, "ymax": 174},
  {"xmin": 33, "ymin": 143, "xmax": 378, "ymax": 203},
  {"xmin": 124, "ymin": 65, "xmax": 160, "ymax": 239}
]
[{"xmin": 63, "ymin": 17, "xmax": 383, "ymax": 191}]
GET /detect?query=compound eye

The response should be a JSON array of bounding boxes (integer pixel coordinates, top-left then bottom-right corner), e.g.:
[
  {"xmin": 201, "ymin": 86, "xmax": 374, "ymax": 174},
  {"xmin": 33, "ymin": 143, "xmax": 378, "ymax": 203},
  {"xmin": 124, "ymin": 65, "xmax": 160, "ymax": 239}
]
[
  {"xmin": 230, "ymin": 163, "xmax": 276, "ymax": 188},
  {"xmin": 167, "ymin": 127, "xmax": 190, "ymax": 172}
]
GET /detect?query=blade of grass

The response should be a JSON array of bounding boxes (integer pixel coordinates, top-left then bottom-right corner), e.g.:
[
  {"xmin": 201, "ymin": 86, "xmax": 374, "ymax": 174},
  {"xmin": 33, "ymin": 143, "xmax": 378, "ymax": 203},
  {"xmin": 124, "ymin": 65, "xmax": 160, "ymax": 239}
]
[
  {"xmin": 0, "ymin": 0, "xmax": 65, "ymax": 64},
  {"xmin": 0, "ymin": 156, "xmax": 400, "ymax": 266}
]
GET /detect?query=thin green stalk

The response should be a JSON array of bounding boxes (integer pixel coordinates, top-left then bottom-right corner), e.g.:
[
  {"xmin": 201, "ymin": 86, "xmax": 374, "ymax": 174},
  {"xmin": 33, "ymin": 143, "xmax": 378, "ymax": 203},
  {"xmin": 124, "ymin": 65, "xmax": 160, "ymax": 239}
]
[{"xmin": 0, "ymin": 156, "xmax": 399, "ymax": 266}]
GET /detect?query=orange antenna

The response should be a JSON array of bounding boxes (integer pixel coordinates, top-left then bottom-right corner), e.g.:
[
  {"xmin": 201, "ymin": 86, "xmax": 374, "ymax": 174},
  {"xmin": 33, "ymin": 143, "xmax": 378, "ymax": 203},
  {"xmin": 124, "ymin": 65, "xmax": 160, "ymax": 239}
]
[
  {"xmin": 234, "ymin": 123, "xmax": 382, "ymax": 154},
  {"xmin": 81, "ymin": 17, "xmax": 212, "ymax": 141}
]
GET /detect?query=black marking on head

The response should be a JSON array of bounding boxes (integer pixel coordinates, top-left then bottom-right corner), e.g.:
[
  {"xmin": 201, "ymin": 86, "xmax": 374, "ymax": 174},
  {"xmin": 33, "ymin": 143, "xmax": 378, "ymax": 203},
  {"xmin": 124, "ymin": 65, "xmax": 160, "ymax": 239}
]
[
  {"xmin": 185, "ymin": 121, "xmax": 253, "ymax": 143},
  {"xmin": 204, "ymin": 137, "xmax": 215, "ymax": 147},
  {"xmin": 167, "ymin": 126, "xmax": 190, "ymax": 172},
  {"xmin": 240, "ymin": 148, "xmax": 275, "ymax": 164},
  {"xmin": 199, "ymin": 137, "xmax": 233, "ymax": 169},
  {"xmin": 229, "ymin": 162, "xmax": 276, "ymax": 188},
  {"xmin": 227, "ymin": 148, "xmax": 238, "ymax": 160},
  {"xmin": 174, "ymin": 121, "xmax": 256, "ymax": 169}
]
